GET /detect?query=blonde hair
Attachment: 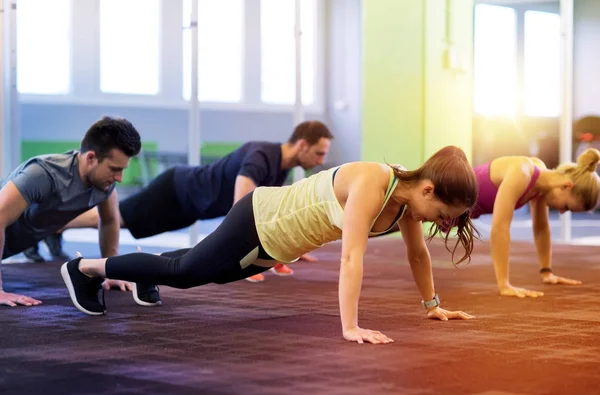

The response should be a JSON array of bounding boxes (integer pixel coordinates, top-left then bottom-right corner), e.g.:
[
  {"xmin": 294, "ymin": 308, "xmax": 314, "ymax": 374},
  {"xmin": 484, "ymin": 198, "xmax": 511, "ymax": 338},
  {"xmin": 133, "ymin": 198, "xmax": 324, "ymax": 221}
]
[{"xmin": 555, "ymin": 148, "xmax": 600, "ymax": 211}]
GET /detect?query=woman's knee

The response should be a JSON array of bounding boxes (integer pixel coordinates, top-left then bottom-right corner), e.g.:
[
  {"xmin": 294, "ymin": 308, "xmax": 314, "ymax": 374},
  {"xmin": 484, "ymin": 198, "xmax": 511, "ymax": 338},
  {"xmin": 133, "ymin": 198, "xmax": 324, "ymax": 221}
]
[{"xmin": 171, "ymin": 258, "xmax": 210, "ymax": 288}]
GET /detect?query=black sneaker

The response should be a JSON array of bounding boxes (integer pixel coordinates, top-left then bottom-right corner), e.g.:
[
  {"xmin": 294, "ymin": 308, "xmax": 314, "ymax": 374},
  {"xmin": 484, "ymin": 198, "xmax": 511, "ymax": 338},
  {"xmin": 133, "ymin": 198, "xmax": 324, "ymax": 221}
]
[
  {"xmin": 23, "ymin": 245, "xmax": 45, "ymax": 263},
  {"xmin": 44, "ymin": 233, "xmax": 70, "ymax": 261},
  {"xmin": 60, "ymin": 257, "xmax": 106, "ymax": 315},
  {"xmin": 132, "ymin": 283, "xmax": 162, "ymax": 306}
]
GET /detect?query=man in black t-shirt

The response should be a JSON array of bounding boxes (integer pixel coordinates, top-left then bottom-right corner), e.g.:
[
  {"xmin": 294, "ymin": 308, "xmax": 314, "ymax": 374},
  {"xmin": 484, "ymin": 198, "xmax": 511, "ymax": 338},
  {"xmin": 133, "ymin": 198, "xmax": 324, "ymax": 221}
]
[{"xmin": 53, "ymin": 121, "xmax": 333, "ymax": 291}]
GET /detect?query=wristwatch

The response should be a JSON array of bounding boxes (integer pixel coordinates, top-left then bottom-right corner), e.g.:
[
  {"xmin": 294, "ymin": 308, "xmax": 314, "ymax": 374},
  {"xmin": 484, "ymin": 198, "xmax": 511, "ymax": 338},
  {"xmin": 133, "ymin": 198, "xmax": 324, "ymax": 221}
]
[{"xmin": 421, "ymin": 294, "xmax": 440, "ymax": 309}]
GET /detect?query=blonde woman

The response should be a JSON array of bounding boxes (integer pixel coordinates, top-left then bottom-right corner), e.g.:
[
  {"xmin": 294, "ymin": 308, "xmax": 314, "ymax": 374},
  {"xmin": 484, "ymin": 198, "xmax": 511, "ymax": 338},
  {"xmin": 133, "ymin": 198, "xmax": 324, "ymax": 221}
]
[{"xmin": 444, "ymin": 148, "xmax": 600, "ymax": 298}]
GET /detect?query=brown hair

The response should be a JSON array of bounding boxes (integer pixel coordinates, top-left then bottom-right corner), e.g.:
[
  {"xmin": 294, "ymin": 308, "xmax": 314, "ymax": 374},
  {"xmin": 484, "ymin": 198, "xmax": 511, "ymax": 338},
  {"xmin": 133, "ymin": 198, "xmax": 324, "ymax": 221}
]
[
  {"xmin": 288, "ymin": 121, "xmax": 334, "ymax": 145},
  {"xmin": 555, "ymin": 148, "xmax": 600, "ymax": 211},
  {"xmin": 81, "ymin": 116, "xmax": 141, "ymax": 161},
  {"xmin": 389, "ymin": 146, "xmax": 480, "ymax": 265}
]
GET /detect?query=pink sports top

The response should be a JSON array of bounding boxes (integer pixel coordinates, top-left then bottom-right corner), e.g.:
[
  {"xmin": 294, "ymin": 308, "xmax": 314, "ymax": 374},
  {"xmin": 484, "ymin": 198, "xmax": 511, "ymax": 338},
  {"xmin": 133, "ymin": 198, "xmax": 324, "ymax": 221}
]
[
  {"xmin": 441, "ymin": 162, "xmax": 540, "ymax": 233},
  {"xmin": 471, "ymin": 162, "xmax": 541, "ymax": 219}
]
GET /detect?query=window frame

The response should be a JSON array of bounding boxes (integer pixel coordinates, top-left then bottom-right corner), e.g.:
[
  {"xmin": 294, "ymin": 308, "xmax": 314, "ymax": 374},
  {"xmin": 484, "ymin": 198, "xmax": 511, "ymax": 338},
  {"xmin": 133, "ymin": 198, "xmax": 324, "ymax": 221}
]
[
  {"xmin": 522, "ymin": 9, "xmax": 561, "ymax": 117},
  {"xmin": 98, "ymin": 0, "xmax": 163, "ymax": 96},
  {"xmin": 473, "ymin": 1, "xmax": 562, "ymax": 118},
  {"xmin": 18, "ymin": 0, "xmax": 326, "ymax": 114},
  {"xmin": 16, "ymin": 0, "xmax": 74, "ymax": 95}
]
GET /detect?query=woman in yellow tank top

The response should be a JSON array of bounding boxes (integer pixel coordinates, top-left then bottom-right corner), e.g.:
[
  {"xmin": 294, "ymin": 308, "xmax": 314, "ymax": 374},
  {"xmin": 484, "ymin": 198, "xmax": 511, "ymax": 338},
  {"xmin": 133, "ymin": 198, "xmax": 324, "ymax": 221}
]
[{"xmin": 61, "ymin": 145, "xmax": 480, "ymax": 345}]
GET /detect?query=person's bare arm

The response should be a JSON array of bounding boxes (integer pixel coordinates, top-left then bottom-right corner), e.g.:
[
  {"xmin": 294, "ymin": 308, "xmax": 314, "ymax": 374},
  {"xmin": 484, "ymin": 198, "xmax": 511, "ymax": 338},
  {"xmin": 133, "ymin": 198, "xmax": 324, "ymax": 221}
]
[
  {"xmin": 233, "ymin": 175, "xmax": 258, "ymax": 204},
  {"xmin": 96, "ymin": 189, "xmax": 132, "ymax": 292},
  {"xmin": 491, "ymin": 163, "xmax": 543, "ymax": 298},
  {"xmin": 338, "ymin": 168, "xmax": 393, "ymax": 345},
  {"xmin": 97, "ymin": 189, "xmax": 120, "ymax": 258},
  {"xmin": 0, "ymin": 182, "xmax": 42, "ymax": 306},
  {"xmin": 530, "ymin": 199, "xmax": 581, "ymax": 286},
  {"xmin": 397, "ymin": 215, "xmax": 473, "ymax": 321}
]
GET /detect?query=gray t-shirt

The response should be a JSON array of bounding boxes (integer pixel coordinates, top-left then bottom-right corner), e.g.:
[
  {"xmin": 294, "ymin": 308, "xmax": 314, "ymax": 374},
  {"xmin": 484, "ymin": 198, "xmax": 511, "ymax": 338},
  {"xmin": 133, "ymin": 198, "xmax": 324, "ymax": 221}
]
[{"xmin": 1, "ymin": 150, "xmax": 115, "ymax": 258}]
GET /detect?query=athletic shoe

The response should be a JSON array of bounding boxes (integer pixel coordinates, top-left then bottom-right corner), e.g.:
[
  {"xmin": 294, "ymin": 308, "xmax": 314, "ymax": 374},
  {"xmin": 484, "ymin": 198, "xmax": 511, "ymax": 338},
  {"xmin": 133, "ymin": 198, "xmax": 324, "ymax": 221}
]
[
  {"xmin": 270, "ymin": 263, "xmax": 294, "ymax": 276},
  {"xmin": 60, "ymin": 257, "xmax": 106, "ymax": 316},
  {"xmin": 132, "ymin": 283, "xmax": 162, "ymax": 306},
  {"xmin": 44, "ymin": 233, "xmax": 70, "ymax": 260},
  {"xmin": 245, "ymin": 273, "xmax": 265, "ymax": 283},
  {"xmin": 23, "ymin": 245, "xmax": 45, "ymax": 263}
]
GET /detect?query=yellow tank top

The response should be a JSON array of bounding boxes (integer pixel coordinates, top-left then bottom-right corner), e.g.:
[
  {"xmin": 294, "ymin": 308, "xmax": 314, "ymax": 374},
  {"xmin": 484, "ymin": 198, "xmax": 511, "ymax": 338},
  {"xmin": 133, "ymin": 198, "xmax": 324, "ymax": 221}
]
[{"xmin": 252, "ymin": 165, "xmax": 405, "ymax": 263}]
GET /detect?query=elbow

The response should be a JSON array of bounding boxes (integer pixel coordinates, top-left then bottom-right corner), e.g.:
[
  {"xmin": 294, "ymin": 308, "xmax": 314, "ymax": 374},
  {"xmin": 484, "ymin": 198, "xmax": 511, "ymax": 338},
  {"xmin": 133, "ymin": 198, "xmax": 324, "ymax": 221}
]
[
  {"xmin": 490, "ymin": 223, "xmax": 510, "ymax": 240},
  {"xmin": 407, "ymin": 250, "xmax": 427, "ymax": 267},
  {"xmin": 532, "ymin": 227, "xmax": 551, "ymax": 239},
  {"xmin": 340, "ymin": 251, "xmax": 363, "ymax": 270},
  {"xmin": 340, "ymin": 255, "xmax": 354, "ymax": 268},
  {"xmin": 532, "ymin": 222, "xmax": 550, "ymax": 235}
]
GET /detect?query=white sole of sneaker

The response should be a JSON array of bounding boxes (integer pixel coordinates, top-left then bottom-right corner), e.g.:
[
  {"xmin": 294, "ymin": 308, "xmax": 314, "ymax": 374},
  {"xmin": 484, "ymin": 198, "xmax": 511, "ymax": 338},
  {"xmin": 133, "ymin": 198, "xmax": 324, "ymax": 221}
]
[
  {"xmin": 60, "ymin": 263, "xmax": 105, "ymax": 316},
  {"xmin": 131, "ymin": 283, "xmax": 163, "ymax": 307},
  {"xmin": 244, "ymin": 276, "xmax": 265, "ymax": 283},
  {"xmin": 269, "ymin": 267, "xmax": 293, "ymax": 276}
]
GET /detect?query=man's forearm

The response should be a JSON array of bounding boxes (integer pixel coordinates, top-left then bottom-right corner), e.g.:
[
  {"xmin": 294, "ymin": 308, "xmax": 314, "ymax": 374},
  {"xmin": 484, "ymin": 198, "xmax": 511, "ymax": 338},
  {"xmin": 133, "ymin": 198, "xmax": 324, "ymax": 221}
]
[{"xmin": 99, "ymin": 222, "xmax": 119, "ymax": 257}]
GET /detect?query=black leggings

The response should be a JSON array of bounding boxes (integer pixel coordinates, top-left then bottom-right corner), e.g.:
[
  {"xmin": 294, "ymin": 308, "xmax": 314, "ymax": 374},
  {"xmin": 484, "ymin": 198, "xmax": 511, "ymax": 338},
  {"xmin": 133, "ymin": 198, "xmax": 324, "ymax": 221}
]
[{"xmin": 105, "ymin": 192, "xmax": 274, "ymax": 288}]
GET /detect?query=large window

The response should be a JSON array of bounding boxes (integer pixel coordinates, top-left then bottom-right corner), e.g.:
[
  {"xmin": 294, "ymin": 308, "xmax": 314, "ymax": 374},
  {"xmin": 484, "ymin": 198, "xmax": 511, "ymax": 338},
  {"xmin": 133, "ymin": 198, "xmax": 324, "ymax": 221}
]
[
  {"xmin": 182, "ymin": 0, "xmax": 244, "ymax": 102},
  {"xmin": 17, "ymin": 0, "xmax": 72, "ymax": 94},
  {"xmin": 473, "ymin": 5, "xmax": 561, "ymax": 117},
  {"xmin": 16, "ymin": 0, "xmax": 324, "ymax": 110},
  {"xmin": 473, "ymin": 4, "xmax": 517, "ymax": 117},
  {"xmin": 524, "ymin": 11, "xmax": 561, "ymax": 117},
  {"xmin": 99, "ymin": 0, "xmax": 160, "ymax": 95},
  {"xmin": 260, "ymin": 0, "xmax": 316, "ymax": 105}
]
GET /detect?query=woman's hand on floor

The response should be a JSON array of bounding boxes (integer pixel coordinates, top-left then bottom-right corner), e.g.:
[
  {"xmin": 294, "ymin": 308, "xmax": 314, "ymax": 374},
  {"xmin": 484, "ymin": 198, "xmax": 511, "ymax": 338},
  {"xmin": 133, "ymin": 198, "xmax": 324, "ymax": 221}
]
[
  {"xmin": 499, "ymin": 284, "xmax": 544, "ymax": 298},
  {"xmin": 426, "ymin": 306, "xmax": 475, "ymax": 321},
  {"xmin": 343, "ymin": 327, "xmax": 394, "ymax": 345},
  {"xmin": 541, "ymin": 273, "xmax": 582, "ymax": 285}
]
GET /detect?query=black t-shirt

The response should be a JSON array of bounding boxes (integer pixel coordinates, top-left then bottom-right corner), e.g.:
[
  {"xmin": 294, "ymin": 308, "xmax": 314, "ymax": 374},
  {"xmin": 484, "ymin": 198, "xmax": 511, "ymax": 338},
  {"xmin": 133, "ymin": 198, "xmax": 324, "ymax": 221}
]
[{"xmin": 173, "ymin": 141, "xmax": 289, "ymax": 219}]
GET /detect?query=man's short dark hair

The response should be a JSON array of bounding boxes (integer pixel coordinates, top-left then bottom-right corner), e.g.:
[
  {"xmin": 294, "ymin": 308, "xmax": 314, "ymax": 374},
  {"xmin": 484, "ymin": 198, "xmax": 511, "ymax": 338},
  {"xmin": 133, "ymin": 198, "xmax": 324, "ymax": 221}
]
[
  {"xmin": 288, "ymin": 121, "xmax": 334, "ymax": 145},
  {"xmin": 80, "ymin": 116, "xmax": 142, "ymax": 161}
]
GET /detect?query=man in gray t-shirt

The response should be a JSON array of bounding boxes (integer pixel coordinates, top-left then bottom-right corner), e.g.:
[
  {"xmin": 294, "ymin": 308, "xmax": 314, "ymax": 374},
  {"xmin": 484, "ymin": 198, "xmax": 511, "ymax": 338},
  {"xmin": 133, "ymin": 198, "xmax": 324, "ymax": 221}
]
[
  {"xmin": 0, "ymin": 116, "xmax": 142, "ymax": 308},
  {"xmin": 1, "ymin": 152, "xmax": 117, "ymax": 257}
]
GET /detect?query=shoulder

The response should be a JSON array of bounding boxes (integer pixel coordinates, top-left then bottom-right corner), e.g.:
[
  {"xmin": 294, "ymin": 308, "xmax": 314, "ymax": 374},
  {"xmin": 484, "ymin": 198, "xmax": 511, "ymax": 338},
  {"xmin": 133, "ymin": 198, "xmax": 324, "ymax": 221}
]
[
  {"xmin": 529, "ymin": 157, "xmax": 548, "ymax": 170},
  {"xmin": 493, "ymin": 156, "xmax": 539, "ymax": 180},
  {"xmin": 242, "ymin": 142, "xmax": 281, "ymax": 163},
  {"xmin": 33, "ymin": 151, "xmax": 77, "ymax": 173},
  {"xmin": 245, "ymin": 141, "xmax": 279, "ymax": 155},
  {"xmin": 337, "ymin": 162, "xmax": 390, "ymax": 190},
  {"xmin": 16, "ymin": 159, "xmax": 52, "ymax": 180}
]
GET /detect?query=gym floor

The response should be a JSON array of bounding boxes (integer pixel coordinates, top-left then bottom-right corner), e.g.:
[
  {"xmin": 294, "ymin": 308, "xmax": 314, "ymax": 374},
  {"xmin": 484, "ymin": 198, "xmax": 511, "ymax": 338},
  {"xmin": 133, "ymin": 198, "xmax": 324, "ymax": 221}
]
[{"xmin": 1, "ymin": 233, "xmax": 600, "ymax": 395}]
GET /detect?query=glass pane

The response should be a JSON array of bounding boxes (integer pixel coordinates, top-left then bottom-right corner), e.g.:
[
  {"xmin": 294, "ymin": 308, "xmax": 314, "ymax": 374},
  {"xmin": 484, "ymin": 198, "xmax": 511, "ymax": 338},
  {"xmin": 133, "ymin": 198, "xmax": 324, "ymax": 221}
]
[
  {"xmin": 100, "ymin": 0, "xmax": 160, "ymax": 95},
  {"xmin": 182, "ymin": 0, "xmax": 244, "ymax": 102},
  {"xmin": 17, "ymin": 0, "xmax": 71, "ymax": 94},
  {"xmin": 260, "ymin": 0, "xmax": 315, "ymax": 105},
  {"xmin": 473, "ymin": 4, "xmax": 517, "ymax": 116},
  {"xmin": 524, "ymin": 11, "xmax": 561, "ymax": 117}
]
